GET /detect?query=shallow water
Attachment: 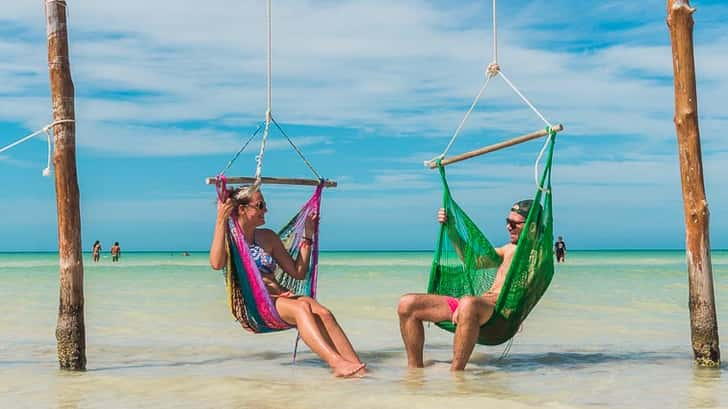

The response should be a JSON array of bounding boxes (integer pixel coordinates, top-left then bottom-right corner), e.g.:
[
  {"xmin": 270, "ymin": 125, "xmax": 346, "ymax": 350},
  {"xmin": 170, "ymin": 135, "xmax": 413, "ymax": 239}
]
[{"xmin": 1, "ymin": 251, "xmax": 727, "ymax": 409}]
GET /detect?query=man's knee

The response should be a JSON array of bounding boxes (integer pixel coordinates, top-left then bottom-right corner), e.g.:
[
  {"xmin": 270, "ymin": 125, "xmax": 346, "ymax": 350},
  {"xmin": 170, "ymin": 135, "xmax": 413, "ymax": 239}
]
[
  {"xmin": 458, "ymin": 296, "xmax": 484, "ymax": 321},
  {"xmin": 398, "ymin": 294, "xmax": 420, "ymax": 318}
]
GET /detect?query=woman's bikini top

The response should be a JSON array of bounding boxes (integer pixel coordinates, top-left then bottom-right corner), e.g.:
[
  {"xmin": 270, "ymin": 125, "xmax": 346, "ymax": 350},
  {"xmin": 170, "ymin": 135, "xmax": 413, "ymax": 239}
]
[{"xmin": 249, "ymin": 240, "xmax": 277, "ymax": 275}]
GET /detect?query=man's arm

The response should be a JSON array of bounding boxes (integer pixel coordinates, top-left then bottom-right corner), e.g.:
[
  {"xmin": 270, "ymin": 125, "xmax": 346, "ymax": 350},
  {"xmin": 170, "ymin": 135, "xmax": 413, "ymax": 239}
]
[{"xmin": 440, "ymin": 208, "xmax": 501, "ymax": 269}]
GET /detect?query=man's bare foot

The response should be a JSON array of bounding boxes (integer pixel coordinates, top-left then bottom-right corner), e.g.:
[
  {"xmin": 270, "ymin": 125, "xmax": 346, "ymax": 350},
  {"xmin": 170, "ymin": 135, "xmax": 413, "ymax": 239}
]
[{"xmin": 333, "ymin": 361, "xmax": 367, "ymax": 378}]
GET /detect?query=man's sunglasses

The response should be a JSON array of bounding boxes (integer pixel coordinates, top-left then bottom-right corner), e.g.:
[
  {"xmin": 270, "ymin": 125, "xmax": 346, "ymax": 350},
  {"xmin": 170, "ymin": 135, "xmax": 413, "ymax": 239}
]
[
  {"xmin": 247, "ymin": 201, "xmax": 267, "ymax": 210},
  {"xmin": 505, "ymin": 218, "xmax": 525, "ymax": 229}
]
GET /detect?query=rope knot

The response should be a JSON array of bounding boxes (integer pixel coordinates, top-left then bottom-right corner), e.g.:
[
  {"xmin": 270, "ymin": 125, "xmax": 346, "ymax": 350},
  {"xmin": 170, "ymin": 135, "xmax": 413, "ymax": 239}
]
[{"xmin": 486, "ymin": 62, "xmax": 501, "ymax": 78}]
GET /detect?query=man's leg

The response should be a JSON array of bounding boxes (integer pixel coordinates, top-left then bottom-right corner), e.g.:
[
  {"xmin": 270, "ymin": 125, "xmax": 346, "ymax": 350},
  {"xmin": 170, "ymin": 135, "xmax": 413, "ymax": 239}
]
[
  {"xmin": 451, "ymin": 296, "xmax": 494, "ymax": 371},
  {"xmin": 397, "ymin": 294, "xmax": 454, "ymax": 368}
]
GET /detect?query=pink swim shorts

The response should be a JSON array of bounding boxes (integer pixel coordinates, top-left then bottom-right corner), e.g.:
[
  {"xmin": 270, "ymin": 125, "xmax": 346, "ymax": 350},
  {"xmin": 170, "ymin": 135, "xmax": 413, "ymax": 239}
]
[{"xmin": 445, "ymin": 296, "xmax": 459, "ymax": 314}]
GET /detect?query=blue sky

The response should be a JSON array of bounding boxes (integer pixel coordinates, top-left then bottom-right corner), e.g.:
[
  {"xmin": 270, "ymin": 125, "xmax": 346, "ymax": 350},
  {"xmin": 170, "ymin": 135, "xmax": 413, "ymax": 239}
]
[{"xmin": 2, "ymin": 0, "xmax": 728, "ymax": 251}]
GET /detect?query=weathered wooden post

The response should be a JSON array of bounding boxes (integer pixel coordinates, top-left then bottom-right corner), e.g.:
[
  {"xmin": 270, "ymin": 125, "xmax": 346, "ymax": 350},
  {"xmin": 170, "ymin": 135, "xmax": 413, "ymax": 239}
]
[
  {"xmin": 667, "ymin": 0, "xmax": 720, "ymax": 367},
  {"xmin": 45, "ymin": 0, "xmax": 86, "ymax": 370}
]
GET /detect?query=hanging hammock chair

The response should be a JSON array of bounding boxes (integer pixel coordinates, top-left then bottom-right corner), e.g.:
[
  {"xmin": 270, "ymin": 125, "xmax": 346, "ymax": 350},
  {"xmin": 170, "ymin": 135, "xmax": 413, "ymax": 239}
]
[
  {"xmin": 215, "ymin": 176, "xmax": 324, "ymax": 333},
  {"xmin": 423, "ymin": 0, "xmax": 563, "ymax": 346},
  {"xmin": 428, "ymin": 130, "xmax": 556, "ymax": 346},
  {"xmin": 207, "ymin": 0, "xmax": 336, "ymax": 335}
]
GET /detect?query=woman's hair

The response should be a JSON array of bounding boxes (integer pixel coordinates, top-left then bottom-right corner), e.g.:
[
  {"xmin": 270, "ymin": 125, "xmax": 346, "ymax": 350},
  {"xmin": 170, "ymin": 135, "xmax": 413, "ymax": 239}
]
[{"xmin": 228, "ymin": 184, "xmax": 260, "ymax": 208}]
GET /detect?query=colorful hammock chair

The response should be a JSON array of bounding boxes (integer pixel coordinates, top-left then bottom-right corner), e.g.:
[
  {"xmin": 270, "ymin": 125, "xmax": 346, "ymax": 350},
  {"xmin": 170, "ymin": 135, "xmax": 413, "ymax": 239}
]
[
  {"xmin": 208, "ymin": 0, "xmax": 335, "ymax": 337},
  {"xmin": 215, "ymin": 176, "xmax": 323, "ymax": 333},
  {"xmin": 428, "ymin": 130, "xmax": 556, "ymax": 346}
]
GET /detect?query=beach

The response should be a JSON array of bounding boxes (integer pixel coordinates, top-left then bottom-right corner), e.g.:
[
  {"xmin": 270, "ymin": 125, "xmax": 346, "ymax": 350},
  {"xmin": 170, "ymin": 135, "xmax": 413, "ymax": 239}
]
[{"xmin": 1, "ymin": 250, "xmax": 727, "ymax": 409}]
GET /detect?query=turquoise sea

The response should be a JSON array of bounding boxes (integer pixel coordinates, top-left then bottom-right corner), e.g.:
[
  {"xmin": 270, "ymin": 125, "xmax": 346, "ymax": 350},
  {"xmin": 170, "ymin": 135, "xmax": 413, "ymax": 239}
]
[{"xmin": 1, "ymin": 250, "xmax": 727, "ymax": 409}]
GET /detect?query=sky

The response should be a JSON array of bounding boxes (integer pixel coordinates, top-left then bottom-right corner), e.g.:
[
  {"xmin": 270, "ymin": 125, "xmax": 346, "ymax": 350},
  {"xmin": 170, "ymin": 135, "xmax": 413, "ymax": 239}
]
[{"xmin": 1, "ymin": 0, "xmax": 728, "ymax": 251}]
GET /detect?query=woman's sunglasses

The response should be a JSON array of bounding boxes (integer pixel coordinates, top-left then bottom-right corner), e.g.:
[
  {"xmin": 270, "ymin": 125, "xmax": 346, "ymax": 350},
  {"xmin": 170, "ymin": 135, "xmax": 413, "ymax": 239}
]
[{"xmin": 247, "ymin": 201, "xmax": 267, "ymax": 210}]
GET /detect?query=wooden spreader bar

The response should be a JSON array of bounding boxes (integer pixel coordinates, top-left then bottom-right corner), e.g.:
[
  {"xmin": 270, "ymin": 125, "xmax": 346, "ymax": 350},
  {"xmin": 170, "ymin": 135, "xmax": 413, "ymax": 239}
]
[
  {"xmin": 427, "ymin": 123, "xmax": 564, "ymax": 169},
  {"xmin": 206, "ymin": 176, "xmax": 337, "ymax": 188}
]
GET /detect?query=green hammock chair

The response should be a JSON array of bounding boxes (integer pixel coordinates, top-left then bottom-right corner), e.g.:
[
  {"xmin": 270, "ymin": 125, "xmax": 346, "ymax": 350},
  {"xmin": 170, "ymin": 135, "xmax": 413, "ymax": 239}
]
[{"xmin": 428, "ymin": 130, "xmax": 556, "ymax": 346}]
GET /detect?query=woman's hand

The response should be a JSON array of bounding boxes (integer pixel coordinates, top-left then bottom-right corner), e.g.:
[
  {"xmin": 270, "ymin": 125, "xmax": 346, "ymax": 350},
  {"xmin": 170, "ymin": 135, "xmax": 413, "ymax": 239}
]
[
  {"xmin": 217, "ymin": 199, "xmax": 234, "ymax": 224},
  {"xmin": 304, "ymin": 211, "xmax": 318, "ymax": 238},
  {"xmin": 438, "ymin": 208, "xmax": 447, "ymax": 224}
]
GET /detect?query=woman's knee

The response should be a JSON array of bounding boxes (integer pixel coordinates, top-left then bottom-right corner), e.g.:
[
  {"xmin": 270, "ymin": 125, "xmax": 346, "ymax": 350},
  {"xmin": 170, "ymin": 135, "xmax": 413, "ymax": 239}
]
[{"xmin": 291, "ymin": 299, "xmax": 314, "ymax": 317}]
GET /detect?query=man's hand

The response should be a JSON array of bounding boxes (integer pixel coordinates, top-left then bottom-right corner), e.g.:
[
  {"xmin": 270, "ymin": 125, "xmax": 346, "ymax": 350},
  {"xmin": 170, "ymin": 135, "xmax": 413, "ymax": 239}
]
[
  {"xmin": 452, "ymin": 304, "xmax": 460, "ymax": 324},
  {"xmin": 438, "ymin": 208, "xmax": 447, "ymax": 224}
]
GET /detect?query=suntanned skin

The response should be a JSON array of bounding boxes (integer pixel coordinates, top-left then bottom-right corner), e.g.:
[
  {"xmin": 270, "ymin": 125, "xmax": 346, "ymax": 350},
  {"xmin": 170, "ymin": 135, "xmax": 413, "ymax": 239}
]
[
  {"xmin": 210, "ymin": 191, "xmax": 367, "ymax": 377},
  {"xmin": 397, "ymin": 208, "xmax": 526, "ymax": 371}
]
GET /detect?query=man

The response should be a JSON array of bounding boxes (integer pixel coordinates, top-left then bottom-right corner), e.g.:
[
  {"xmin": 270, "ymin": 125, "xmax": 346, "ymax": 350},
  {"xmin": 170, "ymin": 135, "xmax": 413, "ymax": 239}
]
[
  {"xmin": 554, "ymin": 236, "xmax": 567, "ymax": 263},
  {"xmin": 397, "ymin": 199, "xmax": 533, "ymax": 371}
]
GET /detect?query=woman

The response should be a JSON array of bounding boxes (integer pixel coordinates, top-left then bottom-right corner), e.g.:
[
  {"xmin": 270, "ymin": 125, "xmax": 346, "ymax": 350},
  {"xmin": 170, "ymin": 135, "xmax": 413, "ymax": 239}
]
[
  {"xmin": 209, "ymin": 185, "xmax": 367, "ymax": 377},
  {"xmin": 92, "ymin": 240, "xmax": 102, "ymax": 263}
]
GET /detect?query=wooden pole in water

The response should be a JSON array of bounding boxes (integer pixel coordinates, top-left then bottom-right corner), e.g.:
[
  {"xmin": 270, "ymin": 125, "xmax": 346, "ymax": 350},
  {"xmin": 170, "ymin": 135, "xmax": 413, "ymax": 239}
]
[
  {"xmin": 45, "ymin": 0, "xmax": 86, "ymax": 371},
  {"xmin": 667, "ymin": 0, "xmax": 720, "ymax": 367}
]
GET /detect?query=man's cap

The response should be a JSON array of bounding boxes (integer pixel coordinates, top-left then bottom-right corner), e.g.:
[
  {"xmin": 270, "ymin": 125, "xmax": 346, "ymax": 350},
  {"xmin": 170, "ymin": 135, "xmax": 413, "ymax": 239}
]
[{"xmin": 510, "ymin": 199, "xmax": 533, "ymax": 218}]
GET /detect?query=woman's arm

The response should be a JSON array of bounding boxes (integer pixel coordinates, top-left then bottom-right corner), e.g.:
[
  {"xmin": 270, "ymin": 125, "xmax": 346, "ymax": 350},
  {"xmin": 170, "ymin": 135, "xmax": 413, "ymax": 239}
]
[
  {"xmin": 209, "ymin": 199, "xmax": 233, "ymax": 270},
  {"xmin": 271, "ymin": 213, "xmax": 317, "ymax": 280}
]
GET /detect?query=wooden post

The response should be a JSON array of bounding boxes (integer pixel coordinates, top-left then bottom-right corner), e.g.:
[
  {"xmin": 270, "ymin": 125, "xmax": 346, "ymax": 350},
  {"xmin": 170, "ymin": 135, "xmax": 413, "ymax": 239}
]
[
  {"xmin": 667, "ymin": 0, "xmax": 720, "ymax": 367},
  {"xmin": 46, "ymin": 0, "xmax": 86, "ymax": 371}
]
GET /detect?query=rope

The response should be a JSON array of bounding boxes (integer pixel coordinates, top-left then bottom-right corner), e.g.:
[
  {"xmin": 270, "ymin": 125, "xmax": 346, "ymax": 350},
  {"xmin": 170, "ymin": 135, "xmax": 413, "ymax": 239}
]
[
  {"xmin": 254, "ymin": 121, "xmax": 271, "ymax": 185},
  {"xmin": 492, "ymin": 0, "xmax": 498, "ymax": 64},
  {"xmin": 266, "ymin": 0, "xmax": 272, "ymax": 122},
  {"xmin": 498, "ymin": 70, "xmax": 553, "ymax": 129},
  {"xmin": 534, "ymin": 127, "xmax": 554, "ymax": 192},
  {"xmin": 427, "ymin": 0, "xmax": 556, "ymax": 166},
  {"xmin": 271, "ymin": 117, "xmax": 322, "ymax": 180},
  {"xmin": 427, "ymin": 74, "xmax": 494, "ymax": 166},
  {"xmin": 249, "ymin": 0, "xmax": 323, "ymax": 181},
  {"xmin": 0, "ymin": 119, "xmax": 74, "ymax": 176},
  {"xmin": 218, "ymin": 124, "xmax": 263, "ymax": 175}
]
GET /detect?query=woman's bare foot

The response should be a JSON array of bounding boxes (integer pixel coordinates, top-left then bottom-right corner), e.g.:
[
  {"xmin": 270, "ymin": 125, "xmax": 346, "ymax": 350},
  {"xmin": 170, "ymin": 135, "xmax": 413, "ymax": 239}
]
[{"xmin": 333, "ymin": 361, "xmax": 367, "ymax": 378}]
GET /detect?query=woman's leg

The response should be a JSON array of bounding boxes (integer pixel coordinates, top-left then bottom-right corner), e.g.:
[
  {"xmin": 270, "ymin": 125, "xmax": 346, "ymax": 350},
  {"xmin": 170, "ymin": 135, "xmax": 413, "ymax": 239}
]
[
  {"xmin": 297, "ymin": 297, "xmax": 364, "ymax": 366},
  {"xmin": 276, "ymin": 297, "xmax": 364, "ymax": 377}
]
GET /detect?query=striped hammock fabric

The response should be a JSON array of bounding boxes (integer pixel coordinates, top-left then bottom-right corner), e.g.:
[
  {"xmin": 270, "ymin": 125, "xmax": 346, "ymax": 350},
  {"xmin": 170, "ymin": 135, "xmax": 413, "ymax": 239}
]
[{"xmin": 217, "ymin": 178, "xmax": 323, "ymax": 333}]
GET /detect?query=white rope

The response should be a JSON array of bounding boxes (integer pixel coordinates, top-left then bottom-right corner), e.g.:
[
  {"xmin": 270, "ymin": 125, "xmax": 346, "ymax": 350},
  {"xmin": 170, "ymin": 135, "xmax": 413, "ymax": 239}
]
[
  {"xmin": 426, "ymin": 74, "xmax": 494, "ymax": 167},
  {"xmin": 492, "ymin": 0, "xmax": 498, "ymax": 64},
  {"xmin": 254, "ymin": 121, "xmax": 271, "ymax": 185},
  {"xmin": 426, "ymin": 0, "xmax": 556, "ymax": 167},
  {"xmin": 266, "ymin": 0, "xmax": 272, "ymax": 123},
  {"xmin": 498, "ymin": 70, "xmax": 553, "ymax": 129},
  {"xmin": 253, "ymin": 0, "xmax": 273, "ymax": 186},
  {"xmin": 0, "ymin": 119, "xmax": 74, "ymax": 176},
  {"xmin": 534, "ymin": 129, "xmax": 553, "ymax": 192},
  {"xmin": 271, "ymin": 117, "xmax": 322, "ymax": 180}
]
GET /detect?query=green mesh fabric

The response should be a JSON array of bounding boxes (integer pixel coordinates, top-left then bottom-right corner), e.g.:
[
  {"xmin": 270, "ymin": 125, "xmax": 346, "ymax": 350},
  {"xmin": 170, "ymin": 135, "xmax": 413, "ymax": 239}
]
[{"xmin": 428, "ymin": 132, "xmax": 556, "ymax": 345}]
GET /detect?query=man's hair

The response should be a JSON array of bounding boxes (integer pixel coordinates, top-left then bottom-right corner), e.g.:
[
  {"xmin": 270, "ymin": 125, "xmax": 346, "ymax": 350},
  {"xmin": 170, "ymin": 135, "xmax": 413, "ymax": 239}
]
[{"xmin": 511, "ymin": 199, "xmax": 544, "ymax": 221}]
